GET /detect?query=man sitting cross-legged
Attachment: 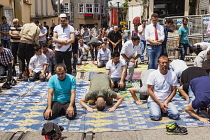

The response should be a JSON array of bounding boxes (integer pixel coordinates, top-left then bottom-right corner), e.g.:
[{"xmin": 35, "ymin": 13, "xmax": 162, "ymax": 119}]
[
  {"xmin": 147, "ymin": 55, "xmax": 180, "ymax": 121},
  {"xmin": 44, "ymin": 63, "xmax": 77, "ymax": 120},
  {"xmin": 79, "ymin": 73, "xmax": 124, "ymax": 112}
]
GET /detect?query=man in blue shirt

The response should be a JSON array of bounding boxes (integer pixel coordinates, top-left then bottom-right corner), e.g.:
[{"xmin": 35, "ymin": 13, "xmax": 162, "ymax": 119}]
[
  {"xmin": 97, "ymin": 42, "xmax": 111, "ymax": 68},
  {"xmin": 44, "ymin": 63, "xmax": 76, "ymax": 120},
  {"xmin": 178, "ymin": 18, "xmax": 189, "ymax": 60},
  {"xmin": 161, "ymin": 19, "xmax": 174, "ymax": 56},
  {"xmin": 185, "ymin": 76, "xmax": 210, "ymax": 124}
]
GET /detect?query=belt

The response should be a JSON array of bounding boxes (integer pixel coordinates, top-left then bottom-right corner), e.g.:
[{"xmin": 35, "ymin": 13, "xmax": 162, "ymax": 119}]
[{"xmin": 147, "ymin": 44, "xmax": 161, "ymax": 47}]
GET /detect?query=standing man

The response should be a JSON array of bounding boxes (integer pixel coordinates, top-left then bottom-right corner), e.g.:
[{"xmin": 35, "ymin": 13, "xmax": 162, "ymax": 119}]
[
  {"xmin": 9, "ymin": 18, "xmax": 22, "ymax": 65},
  {"xmin": 43, "ymin": 22, "xmax": 49, "ymax": 37},
  {"xmin": 145, "ymin": 13, "xmax": 165, "ymax": 69},
  {"xmin": 39, "ymin": 23, "xmax": 48, "ymax": 45},
  {"xmin": 177, "ymin": 17, "xmax": 189, "ymax": 60},
  {"xmin": 44, "ymin": 64, "xmax": 76, "ymax": 120},
  {"xmin": 138, "ymin": 20, "xmax": 147, "ymax": 63},
  {"xmin": 80, "ymin": 25, "xmax": 90, "ymax": 45},
  {"xmin": 121, "ymin": 36, "xmax": 141, "ymax": 82},
  {"xmin": 123, "ymin": 25, "xmax": 130, "ymax": 43},
  {"xmin": 53, "ymin": 14, "xmax": 75, "ymax": 74},
  {"xmin": 161, "ymin": 19, "xmax": 174, "ymax": 56},
  {"xmin": 0, "ymin": 16, "xmax": 11, "ymax": 49},
  {"xmin": 107, "ymin": 26, "xmax": 122, "ymax": 53},
  {"xmin": 18, "ymin": 20, "xmax": 40, "ymax": 79},
  {"xmin": 147, "ymin": 55, "xmax": 179, "ymax": 121},
  {"xmin": 91, "ymin": 23, "xmax": 101, "ymax": 38}
]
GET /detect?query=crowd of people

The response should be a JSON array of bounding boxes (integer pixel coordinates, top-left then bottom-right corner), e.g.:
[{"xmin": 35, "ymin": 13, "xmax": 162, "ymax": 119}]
[{"xmin": 1, "ymin": 12, "xmax": 210, "ymax": 125}]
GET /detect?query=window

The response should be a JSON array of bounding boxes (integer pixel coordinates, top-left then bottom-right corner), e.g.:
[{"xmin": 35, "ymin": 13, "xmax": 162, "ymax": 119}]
[
  {"xmin": 94, "ymin": 4, "xmax": 99, "ymax": 13},
  {"xmin": 79, "ymin": 4, "xmax": 84, "ymax": 13},
  {"xmin": 86, "ymin": 4, "xmax": 93, "ymax": 13},
  {"xmin": 64, "ymin": 3, "xmax": 69, "ymax": 13}
]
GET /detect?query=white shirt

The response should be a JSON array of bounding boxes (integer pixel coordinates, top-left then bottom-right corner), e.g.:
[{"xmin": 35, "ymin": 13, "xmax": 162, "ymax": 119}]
[
  {"xmin": 97, "ymin": 48, "xmax": 111, "ymax": 60},
  {"xmin": 147, "ymin": 70, "xmax": 177, "ymax": 102},
  {"xmin": 106, "ymin": 59, "xmax": 126, "ymax": 78},
  {"xmin": 79, "ymin": 43, "xmax": 89, "ymax": 55},
  {"xmin": 145, "ymin": 23, "xmax": 165, "ymax": 45},
  {"xmin": 29, "ymin": 53, "xmax": 48, "ymax": 73},
  {"xmin": 120, "ymin": 40, "xmax": 141, "ymax": 60},
  {"xmin": 169, "ymin": 59, "xmax": 188, "ymax": 78},
  {"xmin": 138, "ymin": 25, "xmax": 146, "ymax": 40},
  {"xmin": 39, "ymin": 27, "xmax": 47, "ymax": 41},
  {"xmin": 54, "ymin": 25, "xmax": 75, "ymax": 52}
]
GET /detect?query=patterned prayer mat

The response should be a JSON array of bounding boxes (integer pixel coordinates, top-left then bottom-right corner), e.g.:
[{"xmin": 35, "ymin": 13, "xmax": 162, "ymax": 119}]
[{"xmin": 0, "ymin": 80, "xmax": 209, "ymax": 132}]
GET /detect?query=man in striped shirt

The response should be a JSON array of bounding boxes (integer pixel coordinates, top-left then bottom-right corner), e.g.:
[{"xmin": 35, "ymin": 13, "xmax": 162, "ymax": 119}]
[
  {"xmin": 0, "ymin": 43, "xmax": 14, "ymax": 77},
  {"xmin": 9, "ymin": 18, "xmax": 22, "ymax": 65}
]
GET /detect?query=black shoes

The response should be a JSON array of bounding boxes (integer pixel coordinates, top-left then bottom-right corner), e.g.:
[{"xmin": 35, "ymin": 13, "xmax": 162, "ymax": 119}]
[{"xmin": 166, "ymin": 123, "xmax": 188, "ymax": 135}]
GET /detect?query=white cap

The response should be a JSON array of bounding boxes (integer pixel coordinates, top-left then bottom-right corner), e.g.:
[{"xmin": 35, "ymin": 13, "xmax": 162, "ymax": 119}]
[{"xmin": 59, "ymin": 13, "xmax": 67, "ymax": 18}]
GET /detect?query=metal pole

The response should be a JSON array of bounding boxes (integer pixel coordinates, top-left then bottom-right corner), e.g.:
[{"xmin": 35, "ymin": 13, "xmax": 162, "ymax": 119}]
[
  {"xmin": 58, "ymin": 0, "xmax": 60, "ymax": 15},
  {"xmin": 117, "ymin": 2, "xmax": 120, "ymax": 27}
]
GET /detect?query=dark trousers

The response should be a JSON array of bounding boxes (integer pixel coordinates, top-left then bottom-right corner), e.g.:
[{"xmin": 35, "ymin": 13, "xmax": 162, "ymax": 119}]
[
  {"xmin": 29, "ymin": 71, "xmax": 45, "ymax": 82},
  {"xmin": 0, "ymin": 65, "xmax": 7, "ymax": 76},
  {"xmin": 160, "ymin": 44, "xmax": 168, "ymax": 57},
  {"xmin": 111, "ymin": 78, "xmax": 126, "ymax": 91},
  {"xmin": 44, "ymin": 101, "xmax": 77, "ymax": 120},
  {"xmin": 90, "ymin": 47, "xmax": 98, "ymax": 61},
  {"xmin": 11, "ymin": 42, "xmax": 20, "ymax": 64},
  {"xmin": 109, "ymin": 44, "xmax": 122, "ymax": 53},
  {"xmin": 1, "ymin": 39, "xmax": 10, "ymax": 49},
  {"xmin": 55, "ymin": 51, "xmax": 72, "ymax": 74},
  {"xmin": 18, "ymin": 43, "xmax": 35, "ymax": 74}
]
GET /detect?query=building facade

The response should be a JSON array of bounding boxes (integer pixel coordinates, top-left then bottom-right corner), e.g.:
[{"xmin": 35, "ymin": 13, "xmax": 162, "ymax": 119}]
[{"xmin": 62, "ymin": 0, "xmax": 108, "ymax": 28}]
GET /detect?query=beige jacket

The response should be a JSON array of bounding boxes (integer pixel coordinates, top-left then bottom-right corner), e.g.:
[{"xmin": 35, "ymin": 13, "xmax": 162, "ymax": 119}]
[{"xmin": 20, "ymin": 23, "xmax": 40, "ymax": 45}]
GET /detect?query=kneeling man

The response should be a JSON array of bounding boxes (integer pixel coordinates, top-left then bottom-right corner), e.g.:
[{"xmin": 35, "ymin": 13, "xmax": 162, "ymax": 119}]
[
  {"xmin": 79, "ymin": 73, "xmax": 124, "ymax": 112},
  {"xmin": 147, "ymin": 55, "xmax": 180, "ymax": 121},
  {"xmin": 44, "ymin": 63, "xmax": 76, "ymax": 120}
]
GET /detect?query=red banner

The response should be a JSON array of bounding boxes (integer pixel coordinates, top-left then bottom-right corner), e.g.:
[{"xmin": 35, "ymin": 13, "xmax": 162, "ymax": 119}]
[{"xmin": 111, "ymin": 9, "xmax": 118, "ymax": 25}]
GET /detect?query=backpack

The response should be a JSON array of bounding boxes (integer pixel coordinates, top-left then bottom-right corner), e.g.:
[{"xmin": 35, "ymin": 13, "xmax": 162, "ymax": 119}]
[
  {"xmin": 41, "ymin": 122, "xmax": 64, "ymax": 140},
  {"xmin": 206, "ymin": 22, "xmax": 210, "ymax": 37}
]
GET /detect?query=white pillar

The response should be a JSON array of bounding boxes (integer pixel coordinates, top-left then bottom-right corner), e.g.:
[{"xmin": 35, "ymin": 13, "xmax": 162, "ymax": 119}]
[
  {"xmin": 149, "ymin": 0, "xmax": 154, "ymax": 18},
  {"xmin": 184, "ymin": 0, "xmax": 189, "ymax": 16}
]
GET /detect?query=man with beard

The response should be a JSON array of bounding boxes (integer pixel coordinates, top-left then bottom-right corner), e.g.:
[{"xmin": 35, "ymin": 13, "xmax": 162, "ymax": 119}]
[
  {"xmin": 53, "ymin": 14, "xmax": 75, "ymax": 74},
  {"xmin": 44, "ymin": 63, "xmax": 76, "ymax": 120},
  {"xmin": 147, "ymin": 55, "xmax": 180, "ymax": 121},
  {"xmin": 177, "ymin": 18, "xmax": 189, "ymax": 60}
]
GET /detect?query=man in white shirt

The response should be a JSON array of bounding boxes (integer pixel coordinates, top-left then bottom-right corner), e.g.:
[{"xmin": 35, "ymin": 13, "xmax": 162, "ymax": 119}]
[
  {"xmin": 106, "ymin": 52, "xmax": 126, "ymax": 91},
  {"xmin": 78, "ymin": 39, "xmax": 89, "ymax": 63},
  {"xmin": 29, "ymin": 46, "xmax": 48, "ymax": 82},
  {"xmin": 53, "ymin": 14, "xmax": 75, "ymax": 74},
  {"xmin": 138, "ymin": 20, "xmax": 147, "ymax": 63},
  {"xmin": 97, "ymin": 43, "xmax": 111, "ymax": 68},
  {"xmin": 120, "ymin": 36, "xmax": 141, "ymax": 82},
  {"xmin": 39, "ymin": 23, "xmax": 48, "ymax": 45},
  {"xmin": 80, "ymin": 25, "xmax": 90, "ymax": 44},
  {"xmin": 147, "ymin": 55, "xmax": 179, "ymax": 121},
  {"xmin": 145, "ymin": 13, "xmax": 165, "ymax": 69}
]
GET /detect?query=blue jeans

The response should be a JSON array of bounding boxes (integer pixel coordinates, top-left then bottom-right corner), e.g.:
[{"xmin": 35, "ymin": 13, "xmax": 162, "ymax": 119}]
[
  {"xmin": 111, "ymin": 78, "xmax": 125, "ymax": 91},
  {"xmin": 180, "ymin": 43, "xmax": 189, "ymax": 60},
  {"xmin": 140, "ymin": 40, "xmax": 146, "ymax": 62},
  {"xmin": 146, "ymin": 45, "xmax": 162, "ymax": 69},
  {"xmin": 1, "ymin": 39, "xmax": 10, "ymax": 49},
  {"xmin": 148, "ymin": 101, "xmax": 180, "ymax": 121},
  {"xmin": 124, "ymin": 37, "xmax": 128, "ymax": 43},
  {"xmin": 188, "ymin": 86, "xmax": 195, "ymax": 104}
]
